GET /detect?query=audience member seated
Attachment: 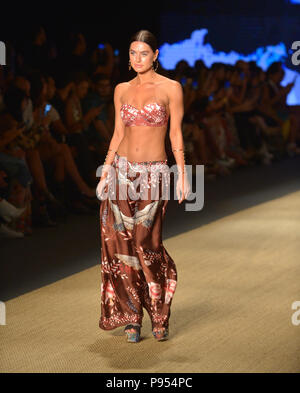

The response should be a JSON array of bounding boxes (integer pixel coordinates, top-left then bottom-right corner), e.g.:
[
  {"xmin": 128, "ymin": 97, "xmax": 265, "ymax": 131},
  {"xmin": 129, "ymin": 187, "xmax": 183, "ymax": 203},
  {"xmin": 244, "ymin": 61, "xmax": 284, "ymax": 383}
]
[
  {"xmin": 0, "ymin": 86, "xmax": 33, "ymax": 234},
  {"xmin": 81, "ymin": 73, "xmax": 114, "ymax": 158}
]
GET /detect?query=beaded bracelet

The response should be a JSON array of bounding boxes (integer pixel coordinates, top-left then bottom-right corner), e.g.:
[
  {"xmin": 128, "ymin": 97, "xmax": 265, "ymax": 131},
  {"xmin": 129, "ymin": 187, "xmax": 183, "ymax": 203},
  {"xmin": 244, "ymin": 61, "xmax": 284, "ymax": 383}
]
[
  {"xmin": 103, "ymin": 149, "xmax": 118, "ymax": 168},
  {"xmin": 172, "ymin": 148, "xmax": 186, "ymax": 170}
]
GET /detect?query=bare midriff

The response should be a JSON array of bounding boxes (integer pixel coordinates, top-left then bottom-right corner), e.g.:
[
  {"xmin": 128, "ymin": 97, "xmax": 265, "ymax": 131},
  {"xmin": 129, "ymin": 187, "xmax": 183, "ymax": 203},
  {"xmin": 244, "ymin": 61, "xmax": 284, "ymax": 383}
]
[{"xmin": 117, "ymin": 125, "xmax": 168, "ymax": 162}]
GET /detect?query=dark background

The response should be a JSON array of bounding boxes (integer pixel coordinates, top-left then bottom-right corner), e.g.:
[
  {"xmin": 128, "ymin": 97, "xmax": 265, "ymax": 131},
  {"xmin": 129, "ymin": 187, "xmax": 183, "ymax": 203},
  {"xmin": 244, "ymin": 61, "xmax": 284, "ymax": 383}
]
[{"xmin": 1, "ymin": 0, "xmax": 300, "ymax": 73}]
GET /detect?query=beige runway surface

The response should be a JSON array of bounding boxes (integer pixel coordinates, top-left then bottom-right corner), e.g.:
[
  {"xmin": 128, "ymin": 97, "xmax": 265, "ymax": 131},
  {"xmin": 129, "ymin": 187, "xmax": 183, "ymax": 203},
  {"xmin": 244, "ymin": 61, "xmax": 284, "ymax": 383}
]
[{"xmin": 1, "ymin": 190, "xmax": 300, "ymax": 373}]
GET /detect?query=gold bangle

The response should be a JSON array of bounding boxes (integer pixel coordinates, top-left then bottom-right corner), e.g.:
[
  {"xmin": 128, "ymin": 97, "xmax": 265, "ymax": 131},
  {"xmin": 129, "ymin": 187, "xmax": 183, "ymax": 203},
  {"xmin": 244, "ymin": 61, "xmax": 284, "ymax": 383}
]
[
  {"xmin": 172, "ymin": 148, "xmax": 184, "ymax": 152},
  {"xmin": 108, "ymin": 149, "xmax": 117, "ymax": 153}
]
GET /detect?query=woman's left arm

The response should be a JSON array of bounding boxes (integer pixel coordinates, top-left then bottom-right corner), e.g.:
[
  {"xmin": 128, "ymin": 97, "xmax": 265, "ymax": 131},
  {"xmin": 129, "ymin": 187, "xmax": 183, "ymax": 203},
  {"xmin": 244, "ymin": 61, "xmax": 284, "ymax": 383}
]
[
  {"xmin": 168, "ymin": 80, "xmax": 185, "ymax": 174},
  {"xmin": 168, "ymin": 81, "xmax": 191, "ymax": 203}
]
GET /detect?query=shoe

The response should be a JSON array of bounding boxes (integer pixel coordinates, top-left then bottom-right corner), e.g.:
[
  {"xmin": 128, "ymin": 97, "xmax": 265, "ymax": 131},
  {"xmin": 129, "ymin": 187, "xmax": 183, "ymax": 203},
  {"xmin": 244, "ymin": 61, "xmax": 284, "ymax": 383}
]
[
  {"xmin": 124, "ymin": 324, "xmax": 141, "ymax": 343},
  {"xmin": 0, "ymin": 223, "xmax": 24, "ymax": 238},
  {"xmin": 152, "ymin": 327, "xmax": 169, "ymax": 341},
  {"xmin": 0, "ymin": 199, "xmax": 26, "ymax": 223}
]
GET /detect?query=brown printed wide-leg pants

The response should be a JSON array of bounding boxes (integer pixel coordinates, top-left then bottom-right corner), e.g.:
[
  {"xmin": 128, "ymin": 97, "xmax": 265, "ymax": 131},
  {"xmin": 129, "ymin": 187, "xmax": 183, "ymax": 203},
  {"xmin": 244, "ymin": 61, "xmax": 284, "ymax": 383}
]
[{"xmin": 99, "ymin": 153, "xmax": 177, "ymax": 331}]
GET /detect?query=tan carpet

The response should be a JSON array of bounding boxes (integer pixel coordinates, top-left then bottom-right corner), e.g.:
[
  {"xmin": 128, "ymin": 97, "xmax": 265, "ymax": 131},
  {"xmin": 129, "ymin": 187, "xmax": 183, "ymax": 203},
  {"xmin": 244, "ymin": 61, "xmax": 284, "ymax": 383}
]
[{"xmin": 1, "ymin": 191, "xmax": 300, "ymax": 373}]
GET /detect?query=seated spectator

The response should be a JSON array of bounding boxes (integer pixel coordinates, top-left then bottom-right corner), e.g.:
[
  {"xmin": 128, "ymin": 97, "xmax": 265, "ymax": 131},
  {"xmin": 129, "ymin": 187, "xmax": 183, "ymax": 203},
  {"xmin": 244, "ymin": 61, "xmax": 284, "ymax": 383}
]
[
  {"xmin": 0, "ymin": 86, "xmax": 33, "ymax": 234},
  {"xmin": 49, "ymin": 71, "xmax": 74, "ymax": 128},
  {"xmin": 192, "ymin": 68, "xmax": 237, "ymax": 170},
  {"xmin": 51, "ymin": 71, "xmax": 98, "ymax": 190},
  {"xmin": 43, "ymin": 73, "xmax": 99, "ymax": 211},
  {"xmin": 29, "ymin": 71, "xmax": 98, "ymax": 213},
  {"xmin": 226, "ymin": 64, "xmax": 264, "ymax": 160},
  {"xmin": 4, "ymin": 80, "xmax": 63, "ymax": 226},
  {"xmin": 81, "ymin": 73, "xmax": 114, "ymax": 157},
  {"xmin": 241, "ymin": 66, "xmax": 277, "ymax": 164},
  {"xmin": 261, "ymin": 61, "xmax": 300, "ymax": 155},
  {"xmin": 64, "ymin": 71, "xmax": 103, "ymax": 187}
]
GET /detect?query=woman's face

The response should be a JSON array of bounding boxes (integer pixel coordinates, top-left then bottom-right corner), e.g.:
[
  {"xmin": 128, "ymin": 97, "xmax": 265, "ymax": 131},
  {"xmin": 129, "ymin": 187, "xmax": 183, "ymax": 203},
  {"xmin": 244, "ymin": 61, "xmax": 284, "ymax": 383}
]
[{"xmin": 129, "ymin": 41, "xmax": 158, "ymax": 73}]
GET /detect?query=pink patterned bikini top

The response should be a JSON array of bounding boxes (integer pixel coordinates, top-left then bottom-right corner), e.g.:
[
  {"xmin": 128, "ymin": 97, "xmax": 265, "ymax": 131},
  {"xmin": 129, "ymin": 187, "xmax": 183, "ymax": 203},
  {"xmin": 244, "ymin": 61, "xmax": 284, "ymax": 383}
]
[{"xmin": 120, "ymin": 102, "xmax": 169, "ymax": 127}]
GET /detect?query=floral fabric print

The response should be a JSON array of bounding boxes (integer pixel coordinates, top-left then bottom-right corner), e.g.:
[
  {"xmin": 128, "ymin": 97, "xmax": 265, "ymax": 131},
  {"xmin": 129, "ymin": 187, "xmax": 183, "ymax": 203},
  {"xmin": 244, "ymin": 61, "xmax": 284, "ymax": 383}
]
[{"xmin": 99, "ymin": 154, "xmax": 177, "ymax": 331}]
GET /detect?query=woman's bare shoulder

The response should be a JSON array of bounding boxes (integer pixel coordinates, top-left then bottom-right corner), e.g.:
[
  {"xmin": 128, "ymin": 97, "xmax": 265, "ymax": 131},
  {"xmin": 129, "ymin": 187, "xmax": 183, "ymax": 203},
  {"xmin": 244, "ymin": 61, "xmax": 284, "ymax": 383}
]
[
  {"xmin": 159, "ymin": 75, "xmax": 181, "ymax": 91},
  {"xmin": 159, "ymin": 76, "xmax": 182, "ymax": 102},
  {"xmin": 114, "ymin": 81, "xmax": 129, "ymax": 90},
  {"xmin": 113, "ymin": 82, "xmax": 128, "ymax": 101},
  {"xmin": 114, "ymin": 82, "xmax": 133, "ymax": 106},
  {"xmin": 114, "ymin": 79, "xmax": 136, "ymax": 95}
]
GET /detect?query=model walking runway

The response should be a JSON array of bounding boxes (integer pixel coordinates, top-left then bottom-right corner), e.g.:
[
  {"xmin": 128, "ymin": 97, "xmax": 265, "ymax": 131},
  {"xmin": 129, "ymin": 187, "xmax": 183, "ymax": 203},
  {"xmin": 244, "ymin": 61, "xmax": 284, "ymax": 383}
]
[{"xmin": 99, "ymin": 153, "xmax": 177, "ymax": 332}]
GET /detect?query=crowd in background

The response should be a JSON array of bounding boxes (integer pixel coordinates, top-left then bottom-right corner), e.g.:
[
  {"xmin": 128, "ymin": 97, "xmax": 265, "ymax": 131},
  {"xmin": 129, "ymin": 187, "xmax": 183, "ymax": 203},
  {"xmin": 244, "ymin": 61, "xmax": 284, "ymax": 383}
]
[{"xmin": 1, "ymin": 25, "xmax": 300, "ymax": 238}]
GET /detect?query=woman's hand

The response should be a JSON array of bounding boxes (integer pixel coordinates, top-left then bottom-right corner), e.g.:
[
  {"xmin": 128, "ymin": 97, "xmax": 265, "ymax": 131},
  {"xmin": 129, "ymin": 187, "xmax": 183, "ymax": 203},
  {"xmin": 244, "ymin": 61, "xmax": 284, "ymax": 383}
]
[
  {"xmin": 96, "ymin": 173, "xmax": 108, "ymax": 200},
  {"xmin": 176, "ymin": 172, "xmax": 191, "ymax": 204}
]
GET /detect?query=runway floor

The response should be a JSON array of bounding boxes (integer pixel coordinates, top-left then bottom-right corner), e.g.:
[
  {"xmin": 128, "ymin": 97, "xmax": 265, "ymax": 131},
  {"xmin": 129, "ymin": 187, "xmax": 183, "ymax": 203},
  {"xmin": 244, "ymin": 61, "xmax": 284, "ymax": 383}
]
[{"xmin": 1, "ymin": 156, "xmax": 300, "ymax": 372}]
